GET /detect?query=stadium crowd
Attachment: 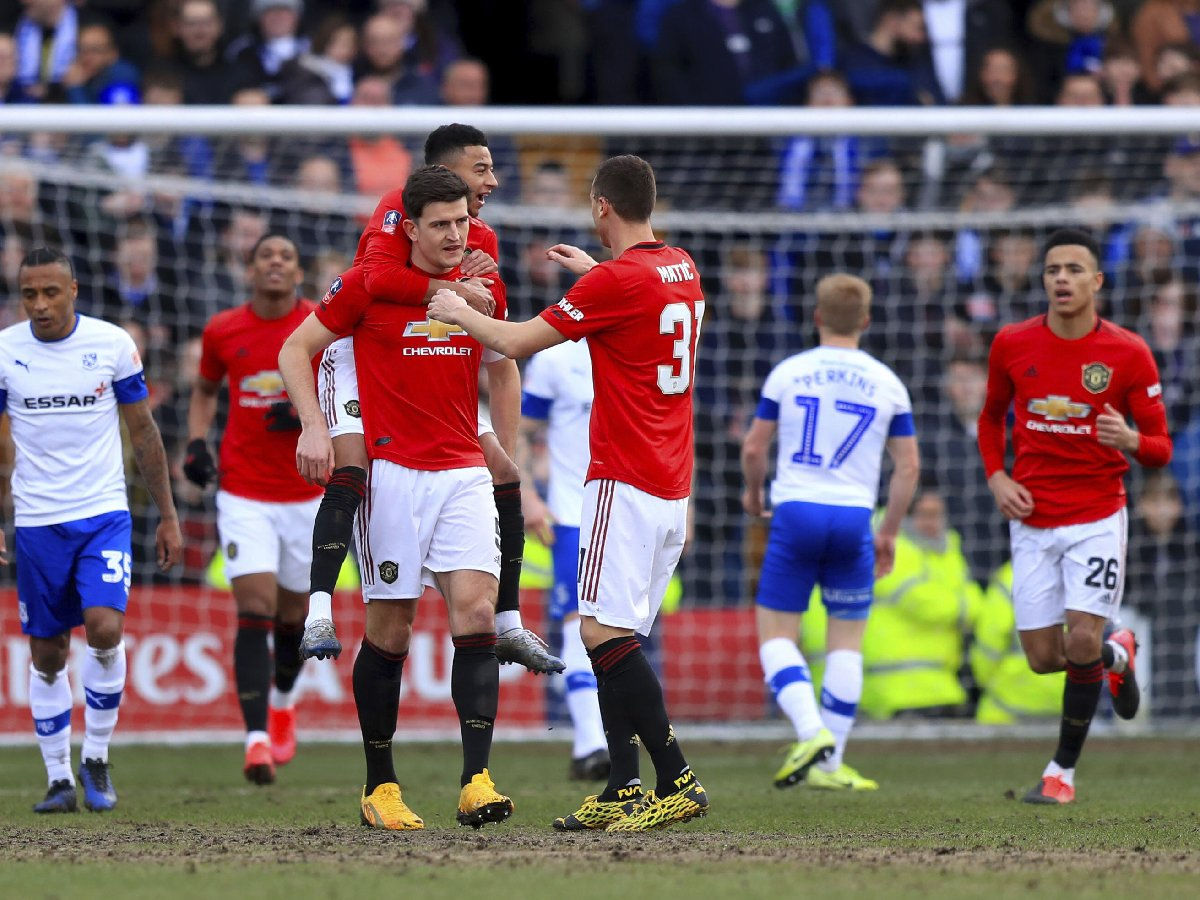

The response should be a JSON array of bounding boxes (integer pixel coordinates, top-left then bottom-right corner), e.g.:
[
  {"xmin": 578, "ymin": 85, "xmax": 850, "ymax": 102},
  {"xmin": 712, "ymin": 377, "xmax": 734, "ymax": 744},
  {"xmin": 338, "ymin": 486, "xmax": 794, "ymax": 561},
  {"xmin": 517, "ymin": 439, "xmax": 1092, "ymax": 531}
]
[{"xmin": 0, "ymin": 0, "xmax": 1198, "ymax": 721}]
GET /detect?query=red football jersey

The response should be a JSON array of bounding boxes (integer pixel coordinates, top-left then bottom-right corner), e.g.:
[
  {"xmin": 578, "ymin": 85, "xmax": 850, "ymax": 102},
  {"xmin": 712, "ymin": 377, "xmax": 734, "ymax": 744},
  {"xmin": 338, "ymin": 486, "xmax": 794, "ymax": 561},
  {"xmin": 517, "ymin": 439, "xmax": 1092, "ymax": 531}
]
[
  {"xmin": 978, "ymin": 315, "xmax": 1172, "ymax": 528},
  {"xmin": 540, "ymin": 242, "xmax": 705, "ymax": 500},
  {"xmin": 199, "ymin": 300, "xmax": 323, "ymax": 502},
  {"xmin": 315, "ymin": 265, "xmax": 505, "ymax": 471},
  {"xmin": 354, "ymin": 188, "xmax": 504, "ymax": 309}
]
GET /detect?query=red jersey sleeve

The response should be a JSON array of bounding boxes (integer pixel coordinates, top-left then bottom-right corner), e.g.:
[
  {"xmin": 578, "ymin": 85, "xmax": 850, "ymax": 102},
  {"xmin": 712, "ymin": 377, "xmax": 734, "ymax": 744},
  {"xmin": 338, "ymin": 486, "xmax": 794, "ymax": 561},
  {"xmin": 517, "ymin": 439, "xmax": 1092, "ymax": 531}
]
[
  {"xmin": 314, "ymin": 272, "xmax": 372, "ymax": 335},
  {"xmin": 539, "ymin": 265, "xmax": 623, "ymax": 340},
  {"xmin": 977, "ymin": 330, "xmax": 1014, "ymax": 478},
  {"xmin": 198, "ymin": 320, "xmax": 226, "ymax": 384},
  {"xmin": 1125, "ymin": 340, "xmax": 1172, "ymax": 467},
  {"xmin": 360, "ymin": 193, "xmax": 429, "ymax": 305}
]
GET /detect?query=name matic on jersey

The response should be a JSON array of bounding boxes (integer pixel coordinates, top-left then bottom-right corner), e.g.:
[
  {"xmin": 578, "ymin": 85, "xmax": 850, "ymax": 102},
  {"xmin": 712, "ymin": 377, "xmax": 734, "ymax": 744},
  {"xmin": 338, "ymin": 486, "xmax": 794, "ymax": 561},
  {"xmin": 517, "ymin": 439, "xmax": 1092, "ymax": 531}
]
[{"xmin": 656, "ymin": 260, "xmax": 695, "ymax": 283}]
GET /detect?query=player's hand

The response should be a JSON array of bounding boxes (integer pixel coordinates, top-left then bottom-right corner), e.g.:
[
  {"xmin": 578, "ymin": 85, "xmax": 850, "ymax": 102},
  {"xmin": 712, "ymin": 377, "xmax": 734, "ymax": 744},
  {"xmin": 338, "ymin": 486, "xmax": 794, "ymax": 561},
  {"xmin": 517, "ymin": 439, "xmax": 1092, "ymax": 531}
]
[
  {"xmin": 522, "ymin": 489, "xmax": 555, "ymax": 545},
  {"xmin": 742, "ymin": 486, "xmax": 770, "ymax": 518},
  {"xmin": 453, "ymin": 278, "xmax": 495, "ymax": 315},
  {"xmin": 988, "ymin": 471, "xmax": 1034, "ymax": 520},
  {"xmin": 1096, "ymin": 403, "xmax": 1138, "ymax": 453},
  {"xmin": 429, "ymin": 288, "xmax": 470, "ymax": 325},
  {"xmin": 546, "ymin": 244, "xmax": 598, "ymax": 276},
  {"xmin": 265, "ymin": 400, "xmax": 303, "ymax": 432},
  {"xmin": 460, "ymin": 248, "xmax": 499, "ymax": 278},
  {"xmin": 156, "ymin": 517, "xmax": 183, "ymax": 572},
  {"xmin": 182, "ymin": 438, "xmax": 216, "ymax": 488},
  {"xmin": 296, "ymin": 425, "xmax": 335, "ymax": 486},
  {"xmin": 874, "ymin": 532, "xmax": 896, "ymax": 578}
]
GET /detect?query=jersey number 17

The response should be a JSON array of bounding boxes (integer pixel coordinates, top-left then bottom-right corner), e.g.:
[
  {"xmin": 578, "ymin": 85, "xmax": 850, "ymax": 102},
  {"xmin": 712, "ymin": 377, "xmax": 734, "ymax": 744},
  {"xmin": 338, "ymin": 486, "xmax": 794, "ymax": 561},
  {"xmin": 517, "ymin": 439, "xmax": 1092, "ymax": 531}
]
[{"xmin": 791, "ymin": 395, "xmax": 877, "ymax": 469}]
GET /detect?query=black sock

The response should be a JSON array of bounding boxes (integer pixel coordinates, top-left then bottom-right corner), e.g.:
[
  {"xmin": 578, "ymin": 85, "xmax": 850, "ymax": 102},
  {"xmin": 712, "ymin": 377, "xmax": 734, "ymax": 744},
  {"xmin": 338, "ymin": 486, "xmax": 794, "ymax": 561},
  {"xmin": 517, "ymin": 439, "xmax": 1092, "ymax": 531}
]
[
  {"xmin": 353, "ymin": 638, "xmax": 407, "ymax": 794},
  {"xmin": 589, "ymin": 639, "xmax": 643, "ymax": 802},
  {"xmin": 493, "ymin": 482, "xmax": 524, "ymax": 616},
  {"xmin": 234, "ymin": 614, "xmax": 272, "ymax": 733},
  {"xmin": 1100, "ymin": 642, "xmax": 1114, "ymax": 668},
  {"xmin": 1053, "ymin": 658, "xmax": 1104, "ymax": 769},
  {"xmin": 310, "ymin": 466, "xmax": 367, "ymax": 596},
  {"xmin": 452, "ymin": 633, "xmax": 498, "ymax": 786},
  {"xmin": 273, "ymin": 619, "xmax": 304, "ymax": 693}
]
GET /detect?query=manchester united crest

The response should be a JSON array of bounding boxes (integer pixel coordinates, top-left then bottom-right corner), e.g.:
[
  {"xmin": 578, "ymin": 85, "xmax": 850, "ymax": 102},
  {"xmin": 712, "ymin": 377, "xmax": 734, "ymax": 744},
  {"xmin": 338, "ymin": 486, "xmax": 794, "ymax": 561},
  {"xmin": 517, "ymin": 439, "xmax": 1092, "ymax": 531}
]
[
  {"xmin": 1081, "ymin": 362, "xmax": 1112, "ymax": 394},
  {"xmin": 227, "ymin": 542, "xmax": 238, "ymax": 560},
  {"xmin": 379, "ymin": 560, "xmax": 399, "ymax": 584},
  {"xmin": 344, "ymin": 399, "xmax": 361, "ymax": 418}
]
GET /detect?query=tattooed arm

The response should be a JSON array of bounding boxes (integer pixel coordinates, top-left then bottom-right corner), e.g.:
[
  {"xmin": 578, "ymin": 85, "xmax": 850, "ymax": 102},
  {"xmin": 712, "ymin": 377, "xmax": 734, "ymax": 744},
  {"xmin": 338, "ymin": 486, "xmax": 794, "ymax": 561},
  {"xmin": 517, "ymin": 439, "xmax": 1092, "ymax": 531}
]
[{"xmin": 120, "ymin": 399, "xmax": 183, "ymax": 571}]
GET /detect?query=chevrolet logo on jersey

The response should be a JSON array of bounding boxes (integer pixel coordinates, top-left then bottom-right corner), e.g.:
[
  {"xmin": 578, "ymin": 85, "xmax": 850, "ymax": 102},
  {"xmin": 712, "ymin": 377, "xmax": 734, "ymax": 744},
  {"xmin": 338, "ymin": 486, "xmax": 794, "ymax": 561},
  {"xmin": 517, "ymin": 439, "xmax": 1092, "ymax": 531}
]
[
  {"xmin": 404, "ymin": 319, "xmax": 466, "ymax": 341},
  {"xmin": 240, "ymin": 370, "xmax": 285, "ymax": 396},
  {"xmin": 1028, "ymin": 395, "xmax": 1091, "ymax": 421}
]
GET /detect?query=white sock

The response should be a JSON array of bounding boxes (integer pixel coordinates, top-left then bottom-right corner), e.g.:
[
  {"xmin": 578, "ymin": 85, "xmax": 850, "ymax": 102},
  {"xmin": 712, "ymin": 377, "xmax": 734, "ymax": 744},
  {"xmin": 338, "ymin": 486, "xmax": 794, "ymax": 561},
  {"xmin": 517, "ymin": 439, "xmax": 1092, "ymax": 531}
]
[
  {"xmin": 1043, "ymin": 759, "xmax": 1074, "ymax": 786},
  {"xmin": 495, "ymin": 610, "xmax": 522, "ymax": 635},
  {"xmin": 1105, "ymin": 638, "xmax": 1128, "ymax": 673},
  {"xmin": 30, "ymin": 664, "xmax": 73, "ymax": 785},
  {"xmin": 561, "ymin": 619, "xmax": 605, "ymax": 757},
  {"xmin": 268, "ymin": 686, "xmax": 294, "ymax": 710},
  {"xmin": 81, "ymin": 643, "xmax": 126, "ymax": 764},
  {"xmin": 759, "ymin": 637, "xmax": 823, "ymax": 741},
  {"xmin": 819, "ymin": 649, "xmax": 863, "ymax": 772},
  {"xmin": 305, "ymin": 591, "xmax": 333, "ymax": 627},
  {"xmin": 246, "ymin": 729, "xmax": 269, "ymax": 749}
]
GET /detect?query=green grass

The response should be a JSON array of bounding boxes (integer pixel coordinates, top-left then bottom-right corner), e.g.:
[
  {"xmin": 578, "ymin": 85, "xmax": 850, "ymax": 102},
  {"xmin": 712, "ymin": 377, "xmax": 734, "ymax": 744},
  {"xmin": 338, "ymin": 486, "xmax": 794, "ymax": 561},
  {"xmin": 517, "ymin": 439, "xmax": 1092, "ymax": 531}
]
[{"xmin": 2, "ymin": 738, "xmax": 1198, "ymax": 898}]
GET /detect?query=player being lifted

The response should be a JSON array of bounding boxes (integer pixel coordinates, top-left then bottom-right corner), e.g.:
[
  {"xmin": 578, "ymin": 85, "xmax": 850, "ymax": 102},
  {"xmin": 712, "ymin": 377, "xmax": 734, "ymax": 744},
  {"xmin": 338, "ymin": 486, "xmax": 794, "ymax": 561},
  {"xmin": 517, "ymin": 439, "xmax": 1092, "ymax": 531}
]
[
  {"xmin": 280, "ymin": 167, "xmax": 514, "ymax": 830},
  {"xmin": 184, "ymin": 234, "xmax": 321, "ymax": 785},
  {"xmin": 741, "ymin": 274, "xmax": 919, "ymax": 791},
  {"xmin": 429, "ymin": 155, "xmax": 710, "ymax": 832},
  {"xmin": 299, "ymin": 123, "xmax": 562, "ymax": 676},
  {"xmin": 978, "ymin": 228, "xmax": 1172, "ymax": 804},
  {"xmin": 0, "ymin": 247, "xmax": 182, "ymax": 813}
]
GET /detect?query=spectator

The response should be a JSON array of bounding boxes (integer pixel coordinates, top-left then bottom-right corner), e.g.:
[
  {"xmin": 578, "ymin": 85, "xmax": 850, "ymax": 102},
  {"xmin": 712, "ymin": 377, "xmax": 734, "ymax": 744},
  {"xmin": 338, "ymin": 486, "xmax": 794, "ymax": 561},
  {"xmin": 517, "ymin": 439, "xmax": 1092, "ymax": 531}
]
[
  {"xmin": 440, "ymin": 57, "xmax": 488, "ymax": 106},
  {"xmin": 1131, "ymin": 0, "xmax": 1200, "ymax": 95},
  {"xmin": 358, "ymin": 11, "xmax": 440, "ymax": 105},
  {"xmin": 586, "ymin": 0, "xmax": 652, "ymax": 104},
  {"xmin": 960, "ymin": 44, "xmax": 1037, "ymax": 105},
  {"xmin": 283, "ymin": 153, "xmax": 355, "ymax": 261},
  {"xmin": 89, "ymin": 217, "xmax": 178, "ymax": 344},
  {"xmin": 302, "ymin": 247, "xmax": 351, "ymax": 305},
  {"xmin": 226, "ymin": 0, "xmax": 310, "ymax": 99},
  {"xmin": 64, "ymin": 22, "xmax": 141, "ymax": 105},
  {"xmin": 1158, "ymin": 135, "xmax": 1200, "ymax": 257},
  {"xmin": 1027, "ymin": 0, "xmax": 1120, "ymax": 101},
  {"xmin": 277, "ymin": 13, "xmax": 357, "ymax": 104},
  {"xmin": 813, "ymin": 157, "xmax": 909, "ymax": 283},
  {"xmin": 345, "ymin": 76, "xmax": 413, "ymax": 197},
  {"xmin": 1152, "ymin": 40, "xmax": 1200, "ymax": 91},
  {"xmin": 652, "ymin": 0, "xmax": 801, "ymax": 105},
  {"xmin": 375, "ymin": 0, "xmax": 462, "ymax": 78},
  {"xmin": 13, "ymin": 0, "xmax": 80, "ymax": 102},
  {"xmin": 208, "ymin": 206, "xmax": 269, "ymax": 305},
  {"xmin": 965, "ymin": 228, "xmax": 1043, "ymax": 329},
  {"xmin": 1100, "ymin": 36, "xmax": 1152, "ymax": 106},
  {"xmin": 0, "ymin": 160, "xmax": 60, "ymax": 248},
  {"xmin": 952, "ymin": 168, "xmax": 1016, "ymax": 282},
  {"xmin": 1134, "ymin": 270, "xmax": 1200, "ymax": 429},
  {"xmin": 841, "ymin": 0, "xmax": 943, "ymax": 106},
  {"xmin": 777, "ymin": 70, "xmax": 889, "ymax": 212},
  {"xmin": 1161, "ymin": 69, "xmax": 1200, "ymax": 103},
  {"xmin": 213, "ymin": 87, "xmax": 279, "ymax": 185},
  {"xmin": 159, "ymin": 0, "xmax": 238, "ymax": 105},
  {"xmin": 0, "ymin": 32, "xmax": 27, "ymax": 103},
  {"xmin": 523, "ymin": 159, "xmax": 572, "ymax": 208}
]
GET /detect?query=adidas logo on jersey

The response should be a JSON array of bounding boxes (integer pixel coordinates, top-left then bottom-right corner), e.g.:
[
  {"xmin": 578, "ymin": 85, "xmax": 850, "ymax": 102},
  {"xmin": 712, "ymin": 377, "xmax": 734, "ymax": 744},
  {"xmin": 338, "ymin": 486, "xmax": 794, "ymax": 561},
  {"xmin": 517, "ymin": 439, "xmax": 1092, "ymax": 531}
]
[{"xmin": 656, "ymin": 260, "xmax": 694, "ymax": 283}]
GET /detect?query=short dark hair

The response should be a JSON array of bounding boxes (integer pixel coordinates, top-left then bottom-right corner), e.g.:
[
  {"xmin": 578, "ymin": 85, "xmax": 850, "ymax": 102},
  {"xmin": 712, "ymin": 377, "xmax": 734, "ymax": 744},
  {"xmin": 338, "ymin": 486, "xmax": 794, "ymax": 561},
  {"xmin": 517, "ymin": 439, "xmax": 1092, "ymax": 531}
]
[
  {"xmin": 592, "ymin": 155, "xmax": 655, "ymax": 222},
  {"xmin": 402, "ymin": 165, "xmax": 471, "ymax": 221},
  {"xmin": 1043, "ymin": 228, "xmax": 1101, "ymax": 268},
  {"xmin": 249, "ymin": 233, "xmax": 299, "ymax": 264},
  {"xmin": 877, "ymin": 0, "xmax": 922, "ymax": 23},
  {"xmin": 19, "ymin": 246, "xmax": 74, "ymax": 279},
  {"xmin": 424, "ymin": 123, "xmax": 488, "ymax": 166}
]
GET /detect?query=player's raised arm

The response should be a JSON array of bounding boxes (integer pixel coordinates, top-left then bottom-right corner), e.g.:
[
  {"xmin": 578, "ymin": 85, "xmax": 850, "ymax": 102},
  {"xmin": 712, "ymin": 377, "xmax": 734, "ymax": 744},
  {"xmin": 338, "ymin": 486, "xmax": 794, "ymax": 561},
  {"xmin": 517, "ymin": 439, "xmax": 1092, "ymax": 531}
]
[
  {"xmin": 429, "ymin": 288, "xmax": 566, "ymax": 359},
  {"xmin": 278, "ymin": 312, "xmax": 343, "ymax": 486},
  {"xmin": 120, "ymin": 399, "xmax": 183, "ymax": 571}
]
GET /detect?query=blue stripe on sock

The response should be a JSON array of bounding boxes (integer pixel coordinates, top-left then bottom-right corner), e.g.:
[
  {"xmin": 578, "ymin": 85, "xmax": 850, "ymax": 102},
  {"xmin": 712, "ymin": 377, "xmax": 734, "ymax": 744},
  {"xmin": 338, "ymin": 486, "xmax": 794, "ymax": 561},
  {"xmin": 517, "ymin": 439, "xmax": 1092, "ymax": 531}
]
[
  {"xmin": 565, "ymin": 671, "xmax": 598, "ymax": 692},
  {"xmin": 820, "ymin": 687, "xmax": 857, "ymax": 718},
  {"xmin": 34, "ymin": 709, "xmax": 71, "ymax": 736},
  {"xmin": 84, "ymin": 688, "xmax": 123, "ymax": 710},
  {"xmin": 769, "ymin": 664, "xmax": 811, "ymax": 695}
]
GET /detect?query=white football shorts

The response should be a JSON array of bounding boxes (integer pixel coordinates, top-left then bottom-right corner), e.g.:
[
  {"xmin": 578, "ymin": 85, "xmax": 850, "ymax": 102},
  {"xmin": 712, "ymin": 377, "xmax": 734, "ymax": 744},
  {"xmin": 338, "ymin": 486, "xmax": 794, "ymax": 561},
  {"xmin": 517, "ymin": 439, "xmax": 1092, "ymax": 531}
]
[
  {"xmin": 317, "ymin": 337, "xmax": 363, "ymax": 439},
  {"xmin": 355, "ymin": 460, "xmax": 500, "ymax": 602},
  {"xmin": 477, "ymin": 408, "xmax": 493, "ymax": 437},
  {"xmin": 1009, "ymin": 507, "xmax": 1127, "ymax": 630},
  {"xmin": 577, "ymin": 478, "xmax": 688, "ymax": 635},
  {"xmin": 215, "ymin": 490, "xmax": 322, "ymax": 592}
]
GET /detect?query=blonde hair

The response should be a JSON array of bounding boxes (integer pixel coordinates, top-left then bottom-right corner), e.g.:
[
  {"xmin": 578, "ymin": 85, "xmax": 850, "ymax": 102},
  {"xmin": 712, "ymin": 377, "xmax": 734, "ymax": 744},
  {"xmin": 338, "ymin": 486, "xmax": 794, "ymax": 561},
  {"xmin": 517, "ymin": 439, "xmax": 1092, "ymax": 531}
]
[{"xmin": 815, "ymin": 273, "xmax": 871, "ymax": 336}]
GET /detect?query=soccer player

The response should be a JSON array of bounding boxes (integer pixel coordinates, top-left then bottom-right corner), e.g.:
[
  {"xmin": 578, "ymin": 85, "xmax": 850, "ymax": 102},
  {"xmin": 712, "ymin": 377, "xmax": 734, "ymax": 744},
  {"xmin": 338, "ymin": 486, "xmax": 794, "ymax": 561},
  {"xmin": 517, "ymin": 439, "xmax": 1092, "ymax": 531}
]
[
  {"xmin": 183, "ymin": 234, "xmax": 321, "ymax": 785},
  {"xmin": 740, "ymin": 273, "xmax": 919, "ymax": 791},
  {"xmin": 520, "ymin": 338, "xmax": 610, "ymax": 780},
  {"xmin": 300, "ymin": 123, "xmax": 562, "ymax": 676},
  {"xmin": 279, "ymin": 166, "xmax": 514, "ymax": 831},
  {"xmin": 0, "ymin": 247, "xmax": 182, "ymax": 813},
  {"xmin": 428, "ymin": 154, "xmax": 710, "ymax": 832},
  {"xmin": 978, "ymin": 228, "xmax": 1172, "ymax": 804}
]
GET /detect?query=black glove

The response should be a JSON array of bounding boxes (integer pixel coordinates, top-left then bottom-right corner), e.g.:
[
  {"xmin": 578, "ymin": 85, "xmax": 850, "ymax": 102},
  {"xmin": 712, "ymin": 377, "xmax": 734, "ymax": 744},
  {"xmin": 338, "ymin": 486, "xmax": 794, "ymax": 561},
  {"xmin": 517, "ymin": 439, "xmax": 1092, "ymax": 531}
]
[
  {"xmin": 265, "ymin": 400, "xmax": 302, "ymax": 432},
  {"xmin": 182, "ymin": 438, "xmax": 216, "ymax": 488}
]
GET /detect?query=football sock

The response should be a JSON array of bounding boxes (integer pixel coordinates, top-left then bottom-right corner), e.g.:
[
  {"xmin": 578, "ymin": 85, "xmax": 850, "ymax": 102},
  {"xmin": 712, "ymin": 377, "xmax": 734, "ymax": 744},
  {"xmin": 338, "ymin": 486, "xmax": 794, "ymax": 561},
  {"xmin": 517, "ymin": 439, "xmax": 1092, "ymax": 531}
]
[
  {"xmin": 494, "ymin": 609, "xmax": 522, "ymax": 635},
  {"xmin": 29, "ymin": 664, "xmax": 73, "ymax": 785},
  {"xmin": 590, "ymin": 636, "xmax": 688, "ymax": 798},
  {"xmin": 493, "ymin": 481, "xmax": 524, "ymax": 618},
  {"xmin": 234, "ymin": 614, "xmax": 273, "ymax": 733},
  {"xmin": 451, "ymin": 633, "xmax": 499, "ymax": 786},
  {"xmin": 81, "ymin": 642, "xmax": 125, "ymax": 764},
  {"xmin": 819, "ymin": 648, "xmax": 862, "ymax": 771},
  {"xmin": 759, "ymin": 637, "xmax": 824, "ymax": 741},
  {"xmin": 268, "ymin": 687, "xmax": 294, "ymax": 710},
  {"xmin": 588, "ymin": 644, "xmax": 641, "ymax": 801},
  {"xmin": 562, "ymin": 619, "xmax": 606, "ymax": 757},
  {"xmin": 306, "ymin": 465, "xmax": 366, "ymax": 626},
  {"xmin": 1053, "ymin": 658, "xmax": 1104, "ymax": 769},
  {"xmin": 1042, "ymin": 759, "xmax": 1074, "ymax": 786},
  {"xmin": 1101, "ymin": 639, "xmax": 1128, "ymax": 673},
  {"xmin": 353, "ymin": 639, "xmax": 406, "ymax": 793},
  {"xmin": 273, "ymin": 618, "xmax": 304, "ymax": 694}
]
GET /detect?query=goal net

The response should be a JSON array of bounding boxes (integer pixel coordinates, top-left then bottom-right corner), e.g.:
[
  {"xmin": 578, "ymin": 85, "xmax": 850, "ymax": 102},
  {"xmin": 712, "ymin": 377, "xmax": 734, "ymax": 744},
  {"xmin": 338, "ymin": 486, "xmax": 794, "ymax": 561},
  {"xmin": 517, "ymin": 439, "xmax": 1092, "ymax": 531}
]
[{"xmin": 0, "ymin": 106, "xmax": 1196, "ymax": 740}]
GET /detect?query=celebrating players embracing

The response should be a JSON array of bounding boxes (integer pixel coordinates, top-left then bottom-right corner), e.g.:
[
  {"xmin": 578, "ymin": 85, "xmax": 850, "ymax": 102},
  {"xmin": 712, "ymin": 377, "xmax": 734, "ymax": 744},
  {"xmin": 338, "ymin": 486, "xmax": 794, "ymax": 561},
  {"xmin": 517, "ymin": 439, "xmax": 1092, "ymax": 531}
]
[{"xmin": 978, "ymin": 228, "xmax": 1172, "ymax": 804}]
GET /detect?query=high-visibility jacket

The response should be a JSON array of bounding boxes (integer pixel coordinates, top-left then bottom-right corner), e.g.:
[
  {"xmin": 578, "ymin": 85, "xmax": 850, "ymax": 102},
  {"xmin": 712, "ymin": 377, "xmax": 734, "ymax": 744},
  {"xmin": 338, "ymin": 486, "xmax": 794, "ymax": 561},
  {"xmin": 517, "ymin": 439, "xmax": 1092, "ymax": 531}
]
[{"xmin": 971, "ymin": 563, "xmax": 1064, "ymax": 724}]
